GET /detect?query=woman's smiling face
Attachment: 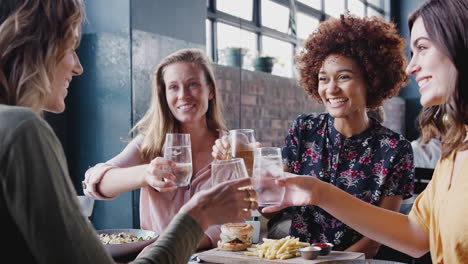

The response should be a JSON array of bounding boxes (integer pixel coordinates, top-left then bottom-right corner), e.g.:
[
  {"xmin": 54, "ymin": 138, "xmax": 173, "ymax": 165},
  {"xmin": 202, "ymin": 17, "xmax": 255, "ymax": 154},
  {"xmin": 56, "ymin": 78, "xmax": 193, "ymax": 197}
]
[
  {"xmin": 164, "ymin": 62, "xmax": 213, "ymax": 125},
  {"xmin": 318, "ymin": 54, "xmax": 368, "ymax": 120},
  {"xmin": 406, "ymin": 17, "xmax": 458, "ymax": 107}
]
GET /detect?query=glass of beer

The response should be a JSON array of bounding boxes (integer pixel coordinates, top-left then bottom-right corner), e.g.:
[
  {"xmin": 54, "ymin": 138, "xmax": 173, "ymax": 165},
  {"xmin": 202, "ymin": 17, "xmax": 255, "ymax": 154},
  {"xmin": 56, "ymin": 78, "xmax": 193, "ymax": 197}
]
[
  {"xmin": 211, "ymin": 158, "xmax": 249, "ymax": 186},
  {"xmin": 252, "ymin": 147, "xmax": 284, "ymax": 206},
  {"xmin": 163, "ymin": 133, "xmax": 193, "ymax": 187},
  {"xmin": 229, "ymin": 129, "xmax": 256, "ymax": 177}
]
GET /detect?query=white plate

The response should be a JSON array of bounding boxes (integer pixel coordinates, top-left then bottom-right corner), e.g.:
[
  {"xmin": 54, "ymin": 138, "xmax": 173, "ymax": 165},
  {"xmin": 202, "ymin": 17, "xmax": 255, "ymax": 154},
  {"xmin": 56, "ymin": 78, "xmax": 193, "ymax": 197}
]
[{"xmin": 97, "ymin": 229, "xmax": 158, "ymax": 258}]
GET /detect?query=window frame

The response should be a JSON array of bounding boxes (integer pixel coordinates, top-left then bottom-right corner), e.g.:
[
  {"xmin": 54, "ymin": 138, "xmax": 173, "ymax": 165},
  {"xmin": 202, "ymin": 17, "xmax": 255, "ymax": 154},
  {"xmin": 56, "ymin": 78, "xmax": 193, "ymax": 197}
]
[{"xmin": 207, "ymin": 0, "xmax": 389, "ymax": 76}]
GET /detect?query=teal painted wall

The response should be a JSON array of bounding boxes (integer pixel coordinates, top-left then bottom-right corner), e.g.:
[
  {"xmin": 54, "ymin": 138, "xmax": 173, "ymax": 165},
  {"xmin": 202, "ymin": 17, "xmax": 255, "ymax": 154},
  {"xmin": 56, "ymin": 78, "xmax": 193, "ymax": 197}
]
[
  {"xmin": 392, "ymin": 0, "xmax": 425, "ymax": 140},
  {"xmin": 57, "ymin": 0, "xmax": 206, "ymax": 230},
  {"xmin": 68, "ymin": 0, "xmax": 134, "ymax": 229}
]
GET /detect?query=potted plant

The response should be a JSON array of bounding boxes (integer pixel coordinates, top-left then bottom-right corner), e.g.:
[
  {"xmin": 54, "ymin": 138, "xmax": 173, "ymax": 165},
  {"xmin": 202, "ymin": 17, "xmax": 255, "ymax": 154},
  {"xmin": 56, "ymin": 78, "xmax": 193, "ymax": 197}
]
[
  {"xmin": 252, "ymin": 53, "xmax": 276, "ymax": 73},
  {"xmin": 221, "ymin": 47, "xmax": 247, "ymax": 67}
]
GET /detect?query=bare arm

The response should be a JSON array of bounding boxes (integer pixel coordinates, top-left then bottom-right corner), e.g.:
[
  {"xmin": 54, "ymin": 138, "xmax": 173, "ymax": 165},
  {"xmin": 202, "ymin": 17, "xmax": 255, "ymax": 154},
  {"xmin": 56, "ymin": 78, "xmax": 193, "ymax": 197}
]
[
  {"xmin": 320, "ymin": 181, "xmax": 429, "ymax": 257},
  {"xmin": 263, "ymin": 175, "xmax": 430, "ymax": 258},
  {"xmin": 85, "ymin": 135, "xmax": 178, "ymax": 199},
  {"xmin": 344, "ymin": 195, "xmax": 403, "ymax": 258},
  {"xmin": 97, "ymin": 165, "xmax": 146, "ymax": 198}
]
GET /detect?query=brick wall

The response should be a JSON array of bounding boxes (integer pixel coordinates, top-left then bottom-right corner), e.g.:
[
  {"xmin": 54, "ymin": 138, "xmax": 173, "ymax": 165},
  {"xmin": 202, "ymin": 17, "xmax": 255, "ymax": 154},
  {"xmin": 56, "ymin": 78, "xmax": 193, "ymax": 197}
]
[
  {"xmin": 214, "ymin": 65, "xmax": 407, "ymax": 148},
  {"xmin": 215, "ymin": 65, "xmax": 323, "ymax": 147}
]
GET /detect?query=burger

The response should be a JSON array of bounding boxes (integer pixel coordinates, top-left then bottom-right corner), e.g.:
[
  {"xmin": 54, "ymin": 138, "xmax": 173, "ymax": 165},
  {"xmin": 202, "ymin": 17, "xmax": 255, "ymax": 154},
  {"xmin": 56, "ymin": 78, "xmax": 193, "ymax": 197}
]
[{"xmin": 217, "ymin": 223, "xmax": 254, "ymax": 251}]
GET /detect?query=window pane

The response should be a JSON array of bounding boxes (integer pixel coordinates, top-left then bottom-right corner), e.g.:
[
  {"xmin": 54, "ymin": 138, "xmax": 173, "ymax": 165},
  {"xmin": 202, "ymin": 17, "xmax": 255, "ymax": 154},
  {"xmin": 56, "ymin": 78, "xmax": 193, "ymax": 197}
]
[
  {"xmin": 262, "ymin": 0, "xmax": 289, "ymax": 33},
  {"xmin": 217, "ymin": 0, "xmax": 253, "ymax": 21},
  {"xmin": 217, "ymin": 23, "xmax": 256, "ymax": 69},
  {"xmin": 367, "ymin": 6, "xmax": 383, "ymax": 18},
  {"xmin": 367, "ymin": 0, "xmax": 382, "ymax": 8},
  {"xmin": 206, "ymin": 19, "xmax": 212, "ymax": 60},
  {"xmin": 348, "ymin": 0, "xmax": 365, "ymax": 17},
  {"xmin": 297, "ymin": 0, "xmax": 321, "ymax": 10},
  {"xmin": 325, "ymin": 0, "xmax": 345, "ymax": 18},
  {"xmin": 262, "ymin": 36, "xmax": 293, "ymax": 77},
  {"xmin": 297, "ymin": 12, "xmax": 319, "ymax": 40}
]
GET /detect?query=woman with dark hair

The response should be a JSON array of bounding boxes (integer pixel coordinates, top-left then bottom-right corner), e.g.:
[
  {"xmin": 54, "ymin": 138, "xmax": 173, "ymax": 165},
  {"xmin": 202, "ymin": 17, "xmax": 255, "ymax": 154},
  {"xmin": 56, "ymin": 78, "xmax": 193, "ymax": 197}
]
[
  {"xmin": 214, "ymin": 14, "xmax": 414, "ymax": 258},
  {"xmin": 263, "ymin": 0, "xmax": 468, "ymax": 262},
  {"xmin": 0, "ymin": 0, "xmax": 256, "ymax": 263}
]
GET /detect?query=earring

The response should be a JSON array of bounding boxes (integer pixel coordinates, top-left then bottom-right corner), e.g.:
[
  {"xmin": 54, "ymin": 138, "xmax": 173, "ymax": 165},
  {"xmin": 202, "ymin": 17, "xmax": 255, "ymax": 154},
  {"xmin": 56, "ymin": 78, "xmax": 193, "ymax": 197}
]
[{"xmin": 442, "ymin": 113, "xmax": 449, "ymax": 127}]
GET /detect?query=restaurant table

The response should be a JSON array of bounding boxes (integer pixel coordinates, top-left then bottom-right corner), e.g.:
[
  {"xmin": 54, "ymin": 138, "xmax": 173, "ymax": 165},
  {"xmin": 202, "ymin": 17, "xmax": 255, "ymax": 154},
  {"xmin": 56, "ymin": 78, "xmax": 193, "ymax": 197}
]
[{"xmin": 192, "ymin": 248, "xmax": 365, "ymax": 264}]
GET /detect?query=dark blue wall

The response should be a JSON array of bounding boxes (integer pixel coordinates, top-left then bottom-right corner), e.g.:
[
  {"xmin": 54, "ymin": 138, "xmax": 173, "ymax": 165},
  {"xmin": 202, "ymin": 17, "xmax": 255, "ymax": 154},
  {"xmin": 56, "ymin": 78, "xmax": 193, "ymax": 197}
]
[
  {"xmin": 60, "ymin": 0, "xmax": 205, "ymax": 230},
  {"xmin": 392, "ymin": 0, "xmax": 425, "ymax": 140},
  {"xmin": 68, "ymin": 0, "xmax": 134, "ymax": 229}
]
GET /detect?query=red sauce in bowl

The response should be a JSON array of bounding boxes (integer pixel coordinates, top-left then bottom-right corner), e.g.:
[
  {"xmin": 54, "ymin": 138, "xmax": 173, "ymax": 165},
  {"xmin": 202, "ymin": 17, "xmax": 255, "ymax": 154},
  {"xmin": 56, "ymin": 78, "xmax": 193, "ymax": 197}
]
[{"xmin": 313, "ymin": 243, "xmax": 331, "ymax": 248}]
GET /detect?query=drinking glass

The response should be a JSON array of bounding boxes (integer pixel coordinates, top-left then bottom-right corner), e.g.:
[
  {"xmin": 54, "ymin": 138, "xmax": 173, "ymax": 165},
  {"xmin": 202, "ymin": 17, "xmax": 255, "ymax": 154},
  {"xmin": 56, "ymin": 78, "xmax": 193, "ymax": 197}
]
[
  {"xmin": 211, "ymin": 158, "xmax": 249, "ymax": 186},
  {"xmin": 252, "ymin": 147, "xmax": 284, "ymax": 206},
  {"xmin": 163, "ymin": 133, "xmax": 193, "ymax": 187},
  {"xmin": 229, "ymin": 129, "xmax": 256, "ymax": 177}
]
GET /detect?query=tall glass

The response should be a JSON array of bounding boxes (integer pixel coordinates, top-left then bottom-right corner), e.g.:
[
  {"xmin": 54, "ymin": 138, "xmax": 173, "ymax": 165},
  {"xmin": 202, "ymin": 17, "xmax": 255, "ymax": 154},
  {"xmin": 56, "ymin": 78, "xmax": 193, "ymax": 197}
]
[
  {"xmin": 252, "ymin": 147, "xmax": 284, "ymax": 206},
  {"xmin": 229, "ymin": 129, "xmax": 256, "ymax": 177},
  {"xmin": 163, "ymin": 133, "xmax": 193, "ymax": 187},
  {"xmin": 211, "ymin": 158, "xmax": 249, "ymax": 186}
]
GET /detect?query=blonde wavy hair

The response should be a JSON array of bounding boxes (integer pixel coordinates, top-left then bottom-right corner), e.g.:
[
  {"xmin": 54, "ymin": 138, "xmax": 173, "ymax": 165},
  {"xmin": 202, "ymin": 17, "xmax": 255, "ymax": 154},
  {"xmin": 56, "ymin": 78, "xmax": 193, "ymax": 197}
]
[
  {"xmin": 132, "ymin": 48, "xmax": 227, "ymax": 160},
  {"xmin": 0, "ymin": 0, "xmax": 84, "ymax": 113}
]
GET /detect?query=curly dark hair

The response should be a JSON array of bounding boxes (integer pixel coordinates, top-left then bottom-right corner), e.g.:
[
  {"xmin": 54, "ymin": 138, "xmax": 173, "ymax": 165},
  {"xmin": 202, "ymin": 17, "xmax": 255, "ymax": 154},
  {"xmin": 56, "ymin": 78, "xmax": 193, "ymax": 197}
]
[{"xmin": 296, "ymin": 14, "xmax": 409, "ymax": 109}]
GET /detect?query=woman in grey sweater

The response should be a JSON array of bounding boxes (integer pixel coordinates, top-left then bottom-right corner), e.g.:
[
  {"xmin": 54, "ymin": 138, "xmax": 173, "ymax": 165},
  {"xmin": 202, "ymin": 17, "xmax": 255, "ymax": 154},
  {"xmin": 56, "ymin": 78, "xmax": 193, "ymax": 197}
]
[{"xmin": 0, "ymin": 0, "xmax": 257, "ymax": 263}]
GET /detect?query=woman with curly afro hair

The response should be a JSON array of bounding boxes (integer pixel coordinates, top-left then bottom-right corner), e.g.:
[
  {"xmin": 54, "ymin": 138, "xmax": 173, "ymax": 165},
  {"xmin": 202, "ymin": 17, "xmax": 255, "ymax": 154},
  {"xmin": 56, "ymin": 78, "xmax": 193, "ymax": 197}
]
[{"xmin": 276, "ymin": 14, "xmax": 415, "ymax": 258}]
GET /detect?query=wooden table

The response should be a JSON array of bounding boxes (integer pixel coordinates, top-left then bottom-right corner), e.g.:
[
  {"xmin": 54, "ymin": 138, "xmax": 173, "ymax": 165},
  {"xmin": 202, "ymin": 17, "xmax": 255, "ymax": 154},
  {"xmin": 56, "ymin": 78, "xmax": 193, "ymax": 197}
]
[{"xmin": 197, "ymin": 248, "xmax": 364, "ymax": 264}]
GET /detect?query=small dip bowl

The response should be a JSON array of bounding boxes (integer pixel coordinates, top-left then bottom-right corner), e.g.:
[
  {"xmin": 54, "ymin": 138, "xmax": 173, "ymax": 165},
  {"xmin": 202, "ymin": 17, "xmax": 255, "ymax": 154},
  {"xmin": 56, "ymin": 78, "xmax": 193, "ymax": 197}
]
[
  {"xmin": 311, "ymin": 243, "xmax": 333, "ymax": 256},
  {"xmin": 298, "ymin": 246, "xmax": 321, "ymax": 260}
]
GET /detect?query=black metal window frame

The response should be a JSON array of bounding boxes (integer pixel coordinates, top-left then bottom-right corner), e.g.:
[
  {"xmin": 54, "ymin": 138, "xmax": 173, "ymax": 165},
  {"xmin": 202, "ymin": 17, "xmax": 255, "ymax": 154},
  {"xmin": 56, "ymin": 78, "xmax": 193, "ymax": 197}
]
[{"xmin": 207, "ymin": 0, "xmax": 388, "ymax": 69}]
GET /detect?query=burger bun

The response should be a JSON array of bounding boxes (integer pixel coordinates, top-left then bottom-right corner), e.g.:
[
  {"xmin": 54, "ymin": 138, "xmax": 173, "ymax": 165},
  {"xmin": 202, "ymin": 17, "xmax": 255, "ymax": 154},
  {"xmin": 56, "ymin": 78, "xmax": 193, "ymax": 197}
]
[{"xmin": 217, "ymin": 223, "xmax": 254, "ymax": 251}]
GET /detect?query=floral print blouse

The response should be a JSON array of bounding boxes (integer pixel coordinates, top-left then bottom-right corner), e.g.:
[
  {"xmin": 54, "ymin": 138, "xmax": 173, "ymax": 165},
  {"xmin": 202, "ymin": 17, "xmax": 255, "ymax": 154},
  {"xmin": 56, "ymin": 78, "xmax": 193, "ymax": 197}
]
[{"xmin": 282, "ymin": 113, "xmax": 414, "ymax": 250}]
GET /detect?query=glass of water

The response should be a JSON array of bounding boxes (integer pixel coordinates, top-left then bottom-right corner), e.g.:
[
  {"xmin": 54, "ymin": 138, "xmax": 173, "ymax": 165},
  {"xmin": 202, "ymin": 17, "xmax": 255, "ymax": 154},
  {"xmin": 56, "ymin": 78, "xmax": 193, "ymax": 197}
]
[
  {"xmin": 252, "ymin": 147, "xmax": 284, "ymax": 206},
  {"xmin": 211, "ymin": 158, "xmax": 249, "ymax": 187},
  {"xmin": 163, "ymin": 133, "xmax": 193, "ymax": 187}
]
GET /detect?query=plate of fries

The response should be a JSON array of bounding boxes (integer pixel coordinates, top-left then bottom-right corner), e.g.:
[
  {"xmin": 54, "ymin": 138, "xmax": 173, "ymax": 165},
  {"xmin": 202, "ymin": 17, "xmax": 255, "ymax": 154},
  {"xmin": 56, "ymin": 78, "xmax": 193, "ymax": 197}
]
[{"xmin": 244, "ymin": 236, "xmax": 310, "ymax": 260}]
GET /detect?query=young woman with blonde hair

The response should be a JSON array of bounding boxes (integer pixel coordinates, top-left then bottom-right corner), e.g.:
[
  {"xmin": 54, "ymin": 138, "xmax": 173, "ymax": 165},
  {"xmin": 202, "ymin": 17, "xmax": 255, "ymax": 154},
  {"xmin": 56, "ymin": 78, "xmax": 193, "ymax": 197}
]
[{"xmin": 83, "ymin": 48, "xmax": 228, "ymax": 249}]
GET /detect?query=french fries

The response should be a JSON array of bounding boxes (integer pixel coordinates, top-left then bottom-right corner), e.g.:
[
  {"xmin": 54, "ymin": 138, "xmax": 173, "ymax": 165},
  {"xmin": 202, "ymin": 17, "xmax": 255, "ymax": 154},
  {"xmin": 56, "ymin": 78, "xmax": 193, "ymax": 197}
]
[{"xmin": 244, "ymin": 236, "xmax": 310, "ymax": 260}]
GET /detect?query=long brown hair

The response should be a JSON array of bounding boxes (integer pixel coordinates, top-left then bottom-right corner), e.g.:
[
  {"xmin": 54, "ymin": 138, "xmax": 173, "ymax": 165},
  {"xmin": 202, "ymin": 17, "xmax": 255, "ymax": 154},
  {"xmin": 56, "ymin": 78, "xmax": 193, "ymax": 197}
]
[
  {"xmin": 0, "ymin": 0, "xmax": 84, "ymax": 113},
  {"xmin": 409, "ymin": 0, "xmax": 468, "ymax": 159},
  {"xmin": 132, "ymin": 48, "xmax": 226, "ymax": 160}
]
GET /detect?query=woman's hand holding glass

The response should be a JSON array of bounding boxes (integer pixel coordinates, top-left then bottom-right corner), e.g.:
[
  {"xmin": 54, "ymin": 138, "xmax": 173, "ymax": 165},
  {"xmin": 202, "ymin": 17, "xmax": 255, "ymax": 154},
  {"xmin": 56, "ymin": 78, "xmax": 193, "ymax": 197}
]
[
  {"xmin": 211, "ymin": 129, "xmax": 261, "ymax": 177},
  {"xmin": 144, "ymin": 157, "xmax": 178, "ymax": 192},
  {"xmin": 261, "ymin": 173, "xmax": 324, "ymax": 213},
  {"xmin": 181, "ymin": 177, "xmax": 258, "ymax": 231},
  {"xmin": 211, "ymin": 157, "xmax": 256, "ymax": 209},
  {"xmin": 211, "ymin": 158, "xmax": 249, "ymax": 186},
  {"xmin": 212, "ymin": 135, "xmax": 231, "ymax": 160},
  {"xmin": 163, "ymin": 133, "xmax": 193, "ymax": 187},
  {"xmin": 252, "ymin": 147, "xmax": 285, "ymax": 207},
  {"xmin": 144, "ymin": 133, "xmax": 193, "ymax": 192}
]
